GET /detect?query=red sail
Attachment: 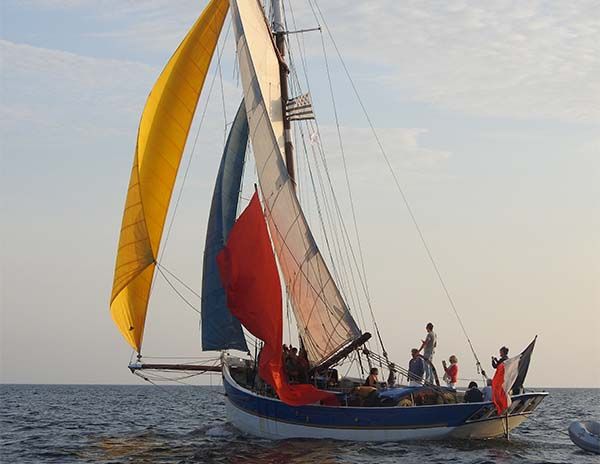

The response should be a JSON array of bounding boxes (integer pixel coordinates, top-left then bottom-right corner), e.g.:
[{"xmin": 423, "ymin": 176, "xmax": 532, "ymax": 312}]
[{"xmin": 217, "ymin": 192, "xmax": 338, "ymax": 406}]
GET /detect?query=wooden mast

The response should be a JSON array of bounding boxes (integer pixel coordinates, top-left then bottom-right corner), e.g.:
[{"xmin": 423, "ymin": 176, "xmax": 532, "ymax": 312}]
[{"xmin": 272, "ymin": 0, "xmax": 296, "ymax": 190}]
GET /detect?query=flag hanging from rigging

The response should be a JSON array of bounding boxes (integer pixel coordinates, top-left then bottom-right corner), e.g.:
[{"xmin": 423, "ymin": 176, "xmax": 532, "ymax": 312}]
[
  {"xmin": 492, "ymin": 337, "xmax": 537, "ymax": 414},
  {"xmin": 286, "ymin": 93, "xmax": 315, "ymax": 121},
  {"xmin": 216, "ymin": 192, "xmax": 338, "ymax": 406}
]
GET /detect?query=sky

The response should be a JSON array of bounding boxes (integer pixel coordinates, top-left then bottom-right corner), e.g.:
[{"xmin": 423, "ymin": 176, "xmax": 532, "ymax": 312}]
[{"xmin": 1, "ymin": 0, "xmax": 599, "ymax": 388}]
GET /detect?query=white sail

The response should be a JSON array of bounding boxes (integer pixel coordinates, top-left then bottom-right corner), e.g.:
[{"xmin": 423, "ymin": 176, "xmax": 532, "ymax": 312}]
[{"xmin": 230, "ymin": 0, "xmax": 361, "ymax": 364}]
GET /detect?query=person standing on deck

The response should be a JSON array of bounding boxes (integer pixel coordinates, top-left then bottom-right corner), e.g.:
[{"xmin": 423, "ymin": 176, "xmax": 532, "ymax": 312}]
[
  {"xmin": 408, "ymin": 349, "xmax": 425, "ymax": 386},
  {"xmin": 387, "ymin": 363, "xmax": 397, "ymax": 388},
  {"xmin": 285, "ymin": 347, "xmax": 300, "ymax": 383},
  {"xmin": 492, "ymin": 346, "xmax": 509, "ymax": 369},
  {"xmin": 418, "ymin": 322, "xmax": 437, "ymax": 383},
  {"xmin": 442, "ymin": 355, "xmax": 459, "ymax": 389}
]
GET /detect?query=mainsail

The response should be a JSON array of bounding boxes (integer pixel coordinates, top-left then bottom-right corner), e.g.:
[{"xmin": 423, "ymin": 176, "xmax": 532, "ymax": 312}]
[
  {"xmin": 230, "ymin": 0, "xmax": 361, "ymax": 364},
  {"xmin": 201, "ymin": 101, "xmax": 249, "ymax": 352},
  {"xmin": 110, "ymin": 0, "xmax": 229, "ymax": 352}
]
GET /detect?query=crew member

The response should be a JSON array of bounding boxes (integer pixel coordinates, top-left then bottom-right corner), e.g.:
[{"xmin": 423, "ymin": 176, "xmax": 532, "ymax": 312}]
[{"xmin": 418, "ymin": 322, "xmax": 437, "ymax": 382}]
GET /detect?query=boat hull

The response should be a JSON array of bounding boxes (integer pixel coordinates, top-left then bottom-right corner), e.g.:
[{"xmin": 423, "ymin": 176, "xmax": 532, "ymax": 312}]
[{"xmin": 222, "ymin": 361, "xmax": 547, "ymax": 441}]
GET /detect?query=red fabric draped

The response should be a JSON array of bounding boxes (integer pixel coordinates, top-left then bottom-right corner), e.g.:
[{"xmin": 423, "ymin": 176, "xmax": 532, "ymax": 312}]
[
  {"xmin": 492, "ymin": 363, "xmax": 509, "ymax": 414},
  {"xmin": 217, "ymin": 192, "xmax": 338, "ymax": 406}
]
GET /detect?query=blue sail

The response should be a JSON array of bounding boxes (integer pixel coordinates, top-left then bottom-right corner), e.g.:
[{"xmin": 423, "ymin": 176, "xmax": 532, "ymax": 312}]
[{"xmin": 201, "ymin": 101, "xmax": 249, "ymax": 352}]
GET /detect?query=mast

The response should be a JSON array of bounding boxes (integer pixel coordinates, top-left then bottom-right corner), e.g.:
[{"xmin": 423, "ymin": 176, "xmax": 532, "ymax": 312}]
[
  {"xmin": 272, "ymin": 0, "xmax": 296, "ymax": 190},
  {"xmin": 231, "ymin": 0, "xmax": 362, "ymax": 365}
]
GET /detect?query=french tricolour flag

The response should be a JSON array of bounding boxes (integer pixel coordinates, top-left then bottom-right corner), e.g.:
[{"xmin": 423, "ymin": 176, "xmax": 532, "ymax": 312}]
[{"xmin": 492, "ymin": 337, "xmax": 537, "ymax": 414}]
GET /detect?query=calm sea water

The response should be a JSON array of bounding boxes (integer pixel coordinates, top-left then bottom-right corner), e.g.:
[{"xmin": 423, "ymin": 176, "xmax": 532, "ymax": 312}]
[{"xmin": 1, "ymin": 384, "xmax": 598, "ymax": 463}]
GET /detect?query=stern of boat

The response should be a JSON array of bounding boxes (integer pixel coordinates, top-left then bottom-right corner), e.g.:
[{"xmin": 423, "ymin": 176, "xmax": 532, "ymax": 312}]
[{"xmin": 449, "ymin": 392, "xmax": 548, "ymax": 439}]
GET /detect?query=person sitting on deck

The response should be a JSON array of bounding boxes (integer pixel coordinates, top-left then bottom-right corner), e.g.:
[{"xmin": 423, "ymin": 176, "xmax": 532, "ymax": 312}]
[
  {"xmin": 281, "ymin": 344, "xmax": 289, "ymax": 365},
  {"xmin": 254, "ymin": 346, "xmax": 265, "ymax": 391},
  {"xmin": 481, "ymin": 378, "xmax": 493, "ymax": 402},
  {"xmin": 408, "ymin": 349, "xmax": 425, "ymax": 386},
  {"xmin": 297, "ymin": 347, "xmax": 309, "ymax": 383},
  {"xmin": 364, "ymin": 367, "xmax": 379, "ymax": 388},
  {"xmin": 464, "ymin": 381, "xmax": 484, "ymax": 403},
  {"xmin": 285, "ymin": 347, "xmax": 300, "ymax": 383},
  {"xmin": 442, "ymin": 355, "xmax": 459, "ymax": 389},
  {"xmin": 326, "ymin": 368, "xmax": 339, "ymax": 388},
  {"xmin": 492, "ymin": 346, "xmax": 509, "ymax": 369}
]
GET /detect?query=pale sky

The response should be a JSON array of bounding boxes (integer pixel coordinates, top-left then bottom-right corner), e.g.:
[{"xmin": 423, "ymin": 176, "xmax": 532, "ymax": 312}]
[{"xmin": 1, "ymin": 0, "xmax": 599, "ymax": 388}]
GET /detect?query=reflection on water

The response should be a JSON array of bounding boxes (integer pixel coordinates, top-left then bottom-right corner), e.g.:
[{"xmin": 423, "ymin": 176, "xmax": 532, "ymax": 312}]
[{"xmin": 1, "ymin": 385, "xmax": 598, "ymax": 464}]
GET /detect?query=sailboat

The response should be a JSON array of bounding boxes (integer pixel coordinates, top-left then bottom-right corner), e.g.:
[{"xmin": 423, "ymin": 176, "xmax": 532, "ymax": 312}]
[{"xmin": 110, "ymin": 0, "xmax": 547, "ymax": 441}]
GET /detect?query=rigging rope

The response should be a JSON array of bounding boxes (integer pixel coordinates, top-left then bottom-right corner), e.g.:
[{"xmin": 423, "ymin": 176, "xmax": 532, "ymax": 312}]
[
  {"xmin": 287, "ymin": 22, "xmax": 386, "ymax": 357},
  {"xmin": 311, "ymin": 0, "xmax": 484, "ymax": 374},
  {"xmin": 156, "ymin": 265, "xmax": 201, "ymax": 315},
  {"xmin": 156, "ymin": 262, "xmax": 201, "ymax": 298},
  {"xmin": 289, "ymin": 24, "xmax": 376, "ymax": 357},
  {"xmin": 285, "ymin": 4, "xmax": 359, "ymax": 314},
  {"xmin": 216, "ymin": 36, "xmax": 228, "ymax": 146},
  {"xmin": 274, "ymin": 3, "xmax": 378, "ymax": 360},
  {"xmin": 318, "ymin": 26, "xmax": 371, "ymax": 305},
  {"xmin": 284, "ymin": 1, "xmax": 377, "ymax": 350},
  {"xmin": 141, "ymin": 355, "xmax": 220, "ymax": 360},
  {"xmin": 297, "ymin": 123, "xmax": 366, "ymax": 332},
  {"xmin": 318, "ymin": 28, "xmax": 389, "ymax": 360}
]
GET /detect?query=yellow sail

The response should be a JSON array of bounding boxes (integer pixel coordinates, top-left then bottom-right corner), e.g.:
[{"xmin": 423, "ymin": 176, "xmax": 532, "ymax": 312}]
[{"xmin": 110, "ymin": 0, "xmax": 229, "ymax": 352}]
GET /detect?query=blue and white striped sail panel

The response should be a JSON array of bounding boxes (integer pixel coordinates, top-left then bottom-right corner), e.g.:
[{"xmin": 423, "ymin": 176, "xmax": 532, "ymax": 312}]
[{"xmin": 201, "ymin": 101, "xmax": 249, "ymax": 352}]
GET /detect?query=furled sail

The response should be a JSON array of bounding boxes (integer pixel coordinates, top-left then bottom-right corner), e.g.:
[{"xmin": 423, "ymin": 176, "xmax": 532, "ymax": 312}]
[
  {"xmin": 230, "ymin": 0, "xmax": 361, "ymax": 364},
  {"xmin": 110, "ymin": 0, "xmax": 229, "ymax": 352},
  {"xmin": 201, "ymin": 101, "xmax": 249, "ymax": 352}
]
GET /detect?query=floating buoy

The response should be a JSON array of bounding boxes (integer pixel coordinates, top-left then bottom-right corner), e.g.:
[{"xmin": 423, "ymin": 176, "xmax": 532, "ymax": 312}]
[{"xmin": 568, "ymin": 420, "xmax": 600, "ymax": 454}]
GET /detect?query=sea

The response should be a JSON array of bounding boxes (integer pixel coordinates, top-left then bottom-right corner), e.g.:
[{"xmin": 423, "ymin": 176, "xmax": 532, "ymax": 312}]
[{"xmin": 1, "ymin": 385, "xmax": 598, "ymax": 464}]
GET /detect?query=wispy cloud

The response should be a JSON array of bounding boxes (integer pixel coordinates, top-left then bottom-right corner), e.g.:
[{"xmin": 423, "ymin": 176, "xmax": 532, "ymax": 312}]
[
  {"xmin": 13, "ymin": 0, "xmax": 215, "ymax": 52},
  {"xmin": 315, "ymin": 126, "xmax": 451, "ymax": 174},
  {"xmin": 293, "ymin": 0, "xmax": 600, "ymax": 124},
  {"xmin": 18, "ymin": 1, "xmax": 599, "ymax": 124},
  {"xmin": 0, "ymin": 39, "xmax": 154, "ymax": 136},
  {"xmin": 0, "ymin": 36, "xmax": 243, "ymax": 156}
]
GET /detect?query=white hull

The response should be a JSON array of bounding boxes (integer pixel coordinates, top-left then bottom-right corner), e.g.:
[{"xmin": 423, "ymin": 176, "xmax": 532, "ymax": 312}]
[
  {"xmin": 225, "ymin": 396, "xmax": 529, "ymax": 441},
  {"xmin": 224, "ymin": 396, "xmax": 453, "ymax": 441}
]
